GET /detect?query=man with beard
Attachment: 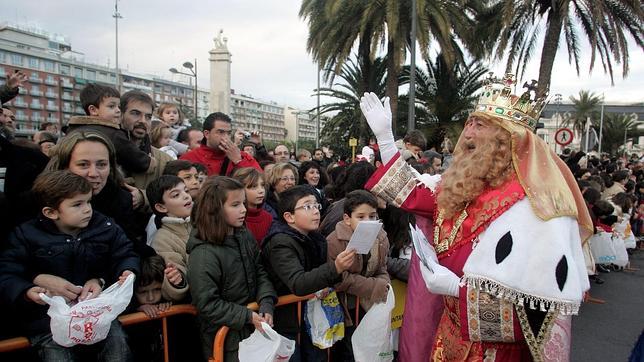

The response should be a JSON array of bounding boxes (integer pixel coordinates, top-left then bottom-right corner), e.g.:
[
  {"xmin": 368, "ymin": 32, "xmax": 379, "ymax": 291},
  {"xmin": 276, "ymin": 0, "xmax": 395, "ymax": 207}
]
[{"xmin": 360, "ymin": 74, "xmax": 592, "ymax": 361}]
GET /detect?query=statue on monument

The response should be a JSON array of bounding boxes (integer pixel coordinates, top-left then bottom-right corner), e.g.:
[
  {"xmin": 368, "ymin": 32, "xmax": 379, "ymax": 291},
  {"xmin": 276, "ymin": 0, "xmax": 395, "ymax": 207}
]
[{"xmin": 213, "ymin": 29, "xmax": 228, "ymax": 50}]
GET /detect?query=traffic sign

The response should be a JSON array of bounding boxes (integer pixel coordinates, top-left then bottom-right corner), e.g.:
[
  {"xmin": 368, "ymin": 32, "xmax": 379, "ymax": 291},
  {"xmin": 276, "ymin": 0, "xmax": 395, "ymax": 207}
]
[{"xmin": 555, "ymin": 128, "xmax": 573, "ymax": 146}]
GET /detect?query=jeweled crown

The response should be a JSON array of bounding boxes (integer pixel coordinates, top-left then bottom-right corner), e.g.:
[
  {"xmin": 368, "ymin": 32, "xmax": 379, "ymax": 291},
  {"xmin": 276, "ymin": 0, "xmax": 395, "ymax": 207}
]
[{"xmin": 474, "ymin": 73, "xmax": 548, "ymax": 130}]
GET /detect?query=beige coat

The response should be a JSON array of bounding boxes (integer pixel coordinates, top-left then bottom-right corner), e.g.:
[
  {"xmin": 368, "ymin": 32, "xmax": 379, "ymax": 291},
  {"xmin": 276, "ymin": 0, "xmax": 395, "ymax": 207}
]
[
  {"xmin": 151, "ymin": 217, "xmax": 191, "ymax": 302},
  {"xmin": 327, "ymin": 221, "xmax": 390, "ymax": 325}
]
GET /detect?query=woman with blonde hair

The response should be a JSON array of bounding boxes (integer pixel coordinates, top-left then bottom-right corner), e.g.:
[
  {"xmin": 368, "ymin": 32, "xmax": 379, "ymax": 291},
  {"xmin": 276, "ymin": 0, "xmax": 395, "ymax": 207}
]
[{"xmin": 264, "ymin": 162, "xmax": 298, "ymax": 218}]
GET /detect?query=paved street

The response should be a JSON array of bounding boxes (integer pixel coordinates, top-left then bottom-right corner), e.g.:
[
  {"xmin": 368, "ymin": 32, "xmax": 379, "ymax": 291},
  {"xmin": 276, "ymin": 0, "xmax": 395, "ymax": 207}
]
[{"xmin": 572, "ymin": 249, "xmax": 644, "ymax": 361}]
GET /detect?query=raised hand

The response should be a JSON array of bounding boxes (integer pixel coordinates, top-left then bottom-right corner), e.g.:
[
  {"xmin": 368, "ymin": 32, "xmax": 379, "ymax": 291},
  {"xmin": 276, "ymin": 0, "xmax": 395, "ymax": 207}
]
[
  {"xmin": 7, "ymin": 70, "xmax": 28, "ymax": 89},
  {"xmin": 359, "ymin": 92, "xmax": 393, "ymax": 142}
]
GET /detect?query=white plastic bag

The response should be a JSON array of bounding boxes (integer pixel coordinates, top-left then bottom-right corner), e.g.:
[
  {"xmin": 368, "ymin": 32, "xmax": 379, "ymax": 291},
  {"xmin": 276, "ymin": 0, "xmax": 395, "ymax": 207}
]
[
  {"xmin": 39, "ymin": 274, "xmax": 135, "ymax": 347},
  {"xmin": 611, "ymin": 235, "xmax": 629, "ymax": 267},
  {"xmin": 351, "ymin": 285, "xmax": 395, "ymax": 362},
  {"xmin": 305, "ymin": 290, "xmax": 345, "ymax": 348},
  {"xmin": 589, "ymin": 231, "xmax": 616, "ymax": 265},
  {"xmin": 238, "ymin": 322, "xmax": 295, "ymax": 362}
]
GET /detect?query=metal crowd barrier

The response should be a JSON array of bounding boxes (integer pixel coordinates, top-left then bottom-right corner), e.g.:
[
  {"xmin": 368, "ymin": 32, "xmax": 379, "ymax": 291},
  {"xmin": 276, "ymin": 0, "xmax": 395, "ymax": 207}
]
[{"xmin": 0, "ymin": 294, "xmax": 361, "ymax": 362}]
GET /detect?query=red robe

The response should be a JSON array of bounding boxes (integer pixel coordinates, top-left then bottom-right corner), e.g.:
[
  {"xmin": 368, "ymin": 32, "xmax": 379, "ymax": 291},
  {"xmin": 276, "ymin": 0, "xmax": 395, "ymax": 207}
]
[{"xmin": 366, "ymin": 154, "xmax": 536, "ymax": 361}]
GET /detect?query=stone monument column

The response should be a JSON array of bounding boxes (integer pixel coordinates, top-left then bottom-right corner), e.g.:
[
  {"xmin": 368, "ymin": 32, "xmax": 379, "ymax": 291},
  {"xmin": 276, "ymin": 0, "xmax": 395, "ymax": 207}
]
[{"xmin": 209, "ymin": 29, "xmax": 231, "ymax": 114}]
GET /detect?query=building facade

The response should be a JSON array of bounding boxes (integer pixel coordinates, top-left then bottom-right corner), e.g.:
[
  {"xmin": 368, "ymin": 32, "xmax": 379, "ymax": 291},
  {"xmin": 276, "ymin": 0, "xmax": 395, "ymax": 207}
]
[
  {"xmin": 230, "ymin": 92, "xmax": 286, "ymax": 142},
  {"xmin": 0, "ymin": 22, "xmax": 198, "ymax": 136}
]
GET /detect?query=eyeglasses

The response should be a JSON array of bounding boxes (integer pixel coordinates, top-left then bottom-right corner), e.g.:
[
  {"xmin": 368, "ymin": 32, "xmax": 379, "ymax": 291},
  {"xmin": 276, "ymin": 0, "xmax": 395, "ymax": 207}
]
[
  {"xmin": 279, "ymin": 176, "xmax": 296, "ymax": 182},
  {"xmin": 294, "ymin": 203, "xmax": 322, "ymax": 212}
]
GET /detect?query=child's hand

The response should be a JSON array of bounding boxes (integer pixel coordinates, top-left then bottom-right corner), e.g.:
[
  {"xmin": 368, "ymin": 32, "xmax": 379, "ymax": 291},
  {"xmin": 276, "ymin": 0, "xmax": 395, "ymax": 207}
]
[
  {"xmin": 334, "ymin": 248, "xmax": 357, "ymax": 273},
  {"xmin": 261, "ymin": 313, "xmax": 273, "ymax": 327},
  {"xmin": 118, "ymin": 270, "xmax": 134, "ymax": 285},
  {"xmin": 79, "ymin": 279, "xmax": 102, "ymax": 301},
  {"xmin": 25, "ymin": 286, "xmax": 48, "ymax": 305},
  {"xmin": 33, "ymin": 274, "xmax": 81, "ymax": 302},
  {"xmin": 315, "ymin": 287, "xmax": 331, "ymax": 299},
  {"xmin": 157, "ymin": 302, "xmax": 172, "ymax": 313},
  {"xmin": 124, "ymin": 184, "xmax": 144, "ymax": 210},
  {"xmin": 138, "ymin": 304, "xmax": 160, "ymax": 318},
  {"xmin": 164, "ymin": 263, "xmax": 183, "ymax": 287},
  {"xmin": 251, "ymin": 312, "xmax": 266, "ymax": 332}
]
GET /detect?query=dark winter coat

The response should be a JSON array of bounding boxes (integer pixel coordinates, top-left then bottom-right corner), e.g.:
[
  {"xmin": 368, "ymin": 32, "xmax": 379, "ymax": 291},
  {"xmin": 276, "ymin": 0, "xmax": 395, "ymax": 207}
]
[
  {"xmin": 187, "ymin": 228, "xmax": 276, "ymax": 359},
  {"xmin": 261, "ymin": 221, "xmax": 341, "ymax": 334},
  {"xmin": 0, "ymin": 211, "xmax": 140, "ymax": 336},
  {"xmin": 66, "ymin": 116, "xmax": 153, "ymax": 175}
]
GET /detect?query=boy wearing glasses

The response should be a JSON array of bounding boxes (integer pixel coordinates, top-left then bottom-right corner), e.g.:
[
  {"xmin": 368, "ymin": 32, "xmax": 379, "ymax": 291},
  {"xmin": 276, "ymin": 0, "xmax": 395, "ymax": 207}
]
[
  {"xmin": 262, "ymin": 185, "xmax": 356, "ymax": 361},
  {"xmin": 326, "ymin": 190, "xmax": 390, "ymax": 360},
  {"xmin": 180, "ymin": 112, "xmax": 261, "ymax": 176}
]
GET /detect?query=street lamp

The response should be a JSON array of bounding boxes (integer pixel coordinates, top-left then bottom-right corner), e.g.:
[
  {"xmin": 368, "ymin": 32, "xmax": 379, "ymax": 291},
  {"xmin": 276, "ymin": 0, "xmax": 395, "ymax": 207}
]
[
  {"xmin": 169, "ymin": 58, "xmax": 198, "ymax": 120},
  {"xmin": 554, "ymin": 93, "xmax": 562, "ymax": 153}
]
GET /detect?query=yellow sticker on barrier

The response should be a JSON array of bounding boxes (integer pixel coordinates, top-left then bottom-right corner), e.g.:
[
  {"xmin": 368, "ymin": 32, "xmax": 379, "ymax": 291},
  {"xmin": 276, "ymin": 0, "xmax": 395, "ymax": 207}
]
[{"xmin": 390, "ymin": 279, "xmax": 407, "ymax": 329}]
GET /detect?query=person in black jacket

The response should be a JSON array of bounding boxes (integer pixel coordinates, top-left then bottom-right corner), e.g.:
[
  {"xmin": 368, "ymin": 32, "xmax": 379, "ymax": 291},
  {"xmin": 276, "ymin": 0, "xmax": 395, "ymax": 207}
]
[
  {"xmin": 262, "ymin": 185, "xmax": 355, "ymax": 362},
  {"xmin": 0, "ymin": 170, "xmax": 139, "ymax": 361},
  {"xmin": 46, "ymin": 131, "xmax": 153, "ymax": 257}
]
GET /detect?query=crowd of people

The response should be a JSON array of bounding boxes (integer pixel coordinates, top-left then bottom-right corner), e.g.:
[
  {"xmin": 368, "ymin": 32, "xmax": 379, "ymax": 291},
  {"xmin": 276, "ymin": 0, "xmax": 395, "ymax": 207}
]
[{"xmin": 0, "ymin": 71, "xmax": 641, "ymax": 362}]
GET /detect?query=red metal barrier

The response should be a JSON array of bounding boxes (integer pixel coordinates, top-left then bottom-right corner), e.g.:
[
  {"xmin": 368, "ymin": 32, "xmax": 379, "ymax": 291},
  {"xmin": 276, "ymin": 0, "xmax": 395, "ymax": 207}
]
[{"xmin": 0, "ymin": 304, "xmax": 197, "ymax": 362}]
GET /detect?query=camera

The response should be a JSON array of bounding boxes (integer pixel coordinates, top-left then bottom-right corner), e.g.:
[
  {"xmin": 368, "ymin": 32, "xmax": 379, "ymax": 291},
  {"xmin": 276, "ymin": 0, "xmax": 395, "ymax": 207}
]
[{"xmin": 243, "ymin": 131, "xmax": 251, "ymax": 139}]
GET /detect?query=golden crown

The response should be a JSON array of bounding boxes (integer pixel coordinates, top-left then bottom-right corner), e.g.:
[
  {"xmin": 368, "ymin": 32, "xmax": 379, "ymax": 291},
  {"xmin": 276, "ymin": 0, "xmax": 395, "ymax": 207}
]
[{"xmin": 473, "ymin": 73, "xmax": 548, "ymax": 130}]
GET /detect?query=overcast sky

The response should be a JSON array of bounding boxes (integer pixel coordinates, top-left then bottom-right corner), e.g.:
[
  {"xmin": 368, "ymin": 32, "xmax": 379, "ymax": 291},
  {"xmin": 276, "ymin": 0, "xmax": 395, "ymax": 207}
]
[{"xmin": 4, "ymin": 0, "xmax": 643, "ymax": 110}]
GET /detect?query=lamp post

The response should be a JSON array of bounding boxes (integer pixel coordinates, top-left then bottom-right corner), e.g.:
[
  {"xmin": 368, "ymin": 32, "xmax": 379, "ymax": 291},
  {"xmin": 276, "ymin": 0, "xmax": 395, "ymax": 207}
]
[
  {"xmin": 169, "ymin": 58, "xmax": 198, "ymax": 120},
  {"xmin": 554, "ymin": 93, "xmax": 562, "ymax": 153},
  {"xmin": 113, "ymin": 0, "xmax": 122, "ymax": 92}
]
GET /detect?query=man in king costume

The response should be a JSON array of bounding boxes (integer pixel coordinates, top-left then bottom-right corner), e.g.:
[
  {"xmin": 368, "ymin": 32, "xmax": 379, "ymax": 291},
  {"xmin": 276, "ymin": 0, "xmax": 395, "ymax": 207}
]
[{"xmin": 361, "ymin": 74, "xmax": 593, "ymax": 361}]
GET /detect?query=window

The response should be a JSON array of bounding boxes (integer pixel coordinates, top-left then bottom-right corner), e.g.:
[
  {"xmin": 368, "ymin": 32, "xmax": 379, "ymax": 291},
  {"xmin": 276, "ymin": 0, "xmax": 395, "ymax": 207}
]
[
  {"xmin": 74, "ymin": 67, "xmax": 82, "ymax": 78},
  {"xmin": 44, "ymin": 60, "xmax": 55, "ymax": 72},
  {"xmin": 11, "ymin": 54, "xmax": 23, "ymax": 66},
  {"xmin": 47, "ymin": 100, "xmax": 56, "ymax": 107},
  {"xmin": 86, "ymin": 70, "xmax": 96, "ymax": 81},
  {"xmin": 46, "ymin": 75, "xmax": 56, "ymax": 84},
  {"xmin": 29, "ymin": 58, "xmax": 39, "ymax": 69},
  {"xmin": 0, "ymin": 51, "xmax": 5, "ymax": 62},
  {"xmin": 60, "ymin": 64, "xmax": 70, "ymax": 75},
  {"xmin": 99, "ymin": 72, "xmax": 108, "ymax": 81}
]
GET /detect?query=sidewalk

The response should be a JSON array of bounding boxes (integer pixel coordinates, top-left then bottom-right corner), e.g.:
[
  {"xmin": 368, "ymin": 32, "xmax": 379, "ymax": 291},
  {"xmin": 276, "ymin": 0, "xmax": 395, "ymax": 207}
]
[{"xmin": 571, "ymin": 249, "xmax": 644, "ymax": 361}]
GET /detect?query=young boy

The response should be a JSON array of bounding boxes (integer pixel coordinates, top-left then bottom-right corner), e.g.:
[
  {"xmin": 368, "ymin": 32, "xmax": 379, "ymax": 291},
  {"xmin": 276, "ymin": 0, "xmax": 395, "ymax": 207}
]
[
  {"xmin": 146, "ymin": 175, "xmax": 193, "ymax": 302},
  {"xmin": 80, "ymin": 83, "xmax": 122, "ymax": 125},
  {"xmin": 0, "ymin": 170, "xmax": 139, "ymax": 361},
  {"xmin": 326, "ymin": 190, "xmax": 390, "ymax": 360},
  {"xmin": 163, "ymin": 160, "xmax": 202, "ymax": 199},
  {"xmin": 262, "ymin": 185, "xmax": 356, "ymax": 361},
  {"xmin": 129, "ymin": 255, "xmax": 171, "ymax": 362},
  {"xmin": 145, "ymin": 160, "xmax": 201, "ymax": 243}
]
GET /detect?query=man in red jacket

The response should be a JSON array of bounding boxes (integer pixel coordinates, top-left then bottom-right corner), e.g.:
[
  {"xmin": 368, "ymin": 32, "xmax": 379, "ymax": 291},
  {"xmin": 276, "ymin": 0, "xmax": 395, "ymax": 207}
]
[{"xmin": 181, "ymin": 112, "xmax": 261, "ymax": 176}]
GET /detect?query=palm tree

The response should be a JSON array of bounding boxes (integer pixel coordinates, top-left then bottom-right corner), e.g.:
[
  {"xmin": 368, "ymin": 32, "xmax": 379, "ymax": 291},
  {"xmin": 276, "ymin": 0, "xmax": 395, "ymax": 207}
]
[
  {"xmin": 594, "ymin": 113, "xmax": 641, "ymax": 155},
  {"xmin": 487, "ymin": 0, "xmax": 643, "ymax": 97},
  {"xmin": 316, "ymin": 56, "xmax": 388, "ymax": 152},
  {"xmin": 299, "ymin": 0, "xmax": 484, "ymax": 136},
  {"xmin": 564, "ymin": 90, "xmax": 602, "ymax": 133},
  {"xmin": 399, "ymin": 53, "xmax": 488, "ymax": 148}
]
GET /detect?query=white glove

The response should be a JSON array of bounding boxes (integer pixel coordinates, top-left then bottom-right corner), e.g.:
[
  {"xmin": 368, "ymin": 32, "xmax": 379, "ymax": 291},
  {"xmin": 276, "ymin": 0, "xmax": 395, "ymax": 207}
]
[
  {"xmin": 359, "ymin": 92, "xmax": 397, "ymax": 165},
  {"xmin": 419, "ymin": 259, "xmax": 461, "ymax": 297}
]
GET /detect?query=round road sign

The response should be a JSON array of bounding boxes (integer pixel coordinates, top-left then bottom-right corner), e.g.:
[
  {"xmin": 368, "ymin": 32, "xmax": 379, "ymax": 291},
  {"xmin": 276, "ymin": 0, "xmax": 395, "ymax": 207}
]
[{"xmin": 555, "ymin": 128, "xmax": 573, "ymax": 146}]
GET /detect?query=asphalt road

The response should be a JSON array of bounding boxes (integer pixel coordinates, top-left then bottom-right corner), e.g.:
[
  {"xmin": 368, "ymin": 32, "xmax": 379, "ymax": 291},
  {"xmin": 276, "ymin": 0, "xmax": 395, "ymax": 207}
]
[{"xmin": 571, "ymin": 249, "xmax": 644, "ymax": 362}]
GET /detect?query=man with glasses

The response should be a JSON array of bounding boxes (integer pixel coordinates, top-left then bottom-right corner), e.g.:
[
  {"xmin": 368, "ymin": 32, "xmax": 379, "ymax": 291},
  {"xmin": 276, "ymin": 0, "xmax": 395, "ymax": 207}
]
[
  {"xmin": 180, "ymin": 112, "xmax": 260, "ymax": 176},
  {"xmin": 273, "ymin": 144, "xmax": 291, "ymax": 163}
]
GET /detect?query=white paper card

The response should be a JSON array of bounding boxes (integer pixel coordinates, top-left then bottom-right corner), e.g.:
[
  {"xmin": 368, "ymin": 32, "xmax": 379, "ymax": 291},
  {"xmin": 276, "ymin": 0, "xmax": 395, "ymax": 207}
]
[{"xmin": 347, "ymin": 221, "xmax": 383, "ymax": 254}]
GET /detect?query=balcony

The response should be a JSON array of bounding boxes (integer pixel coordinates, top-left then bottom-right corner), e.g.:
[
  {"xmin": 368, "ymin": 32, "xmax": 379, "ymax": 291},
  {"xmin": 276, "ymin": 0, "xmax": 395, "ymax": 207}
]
[
  {"xmin": 61, "ymin": 94, "xmax": 73, "ymax": 101},
  {"xmin": 45, "ymin": 78, "xmax": 58, "ymax": 86},
  {"xmin": 30, "ymin": 90, "xmax": 44, "ymax": 97},
  {"xmin": 29, "ymin": 77, "xmax": 43, "ymax": 84},
  {"xmin": 45, "ymin": 92, "xmax": 57, "ymax": 99},
  {"xmin": 13, "ymin": 101, "xmax": 28, "ymax": 108},
  {"xmin": 62, "ymin": 106, "xmax": 73, "ymax": 113},
  {"xmin": 61, "ymin": 82, "xmax": 73, "ymax": 89},
  {"xmin": 46, "ymin": 105, "xmax": 59, "ymax": 112},
  {"xmin": 74, "ymin": 107, "xmax": 84, "ymax": 114},
  {"xmin": 15, "ymin": 114, "xmax": 28, "ymax": 121},
  {"xmin": 30, "ymin": 103, "xmax": 43, "ymax": 110},
  {"xmin": 47, "ymin": 117, "xmax": 58, "ymax": 123},
  {"xmin": 19, "ymin": 88, "xmax": 28, "ymax": 95}
]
